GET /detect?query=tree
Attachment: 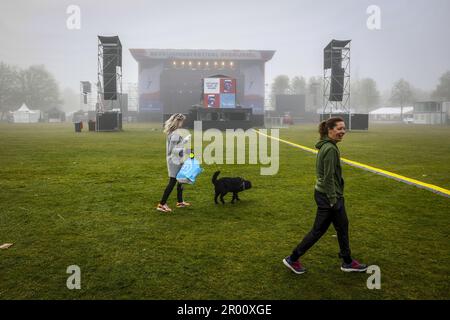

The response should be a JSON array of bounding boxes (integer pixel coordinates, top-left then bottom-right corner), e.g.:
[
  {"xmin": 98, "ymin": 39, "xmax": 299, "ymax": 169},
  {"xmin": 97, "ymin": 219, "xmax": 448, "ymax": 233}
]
[
  {"xmin": 270, "ymin": 75, "xmax": 290, "ymax": 107},
  {"xmin": 61, "ymin": 87, "xmax": 80, "ymax": 112},
  {"xmin": 432, "ymin": 71, "xmax": 450, "ymax": 101},
  {"xmin": 290, "ymin": 76, "xmax": 306, "ymax": 94},
  {"xmin": 390, "ymin": 79, "xmax": 414, "ymax": 119},
  {"xmin": 19, "ymin": 65, "xmax": 61, "ymax": 112},
  {"xmin": 411, "ymin": 87, "xmax": 431, "ymax": 102},
  {"xmin": 352, "ymin": 78, "xmax": 380, "ymax": 112},
  {"xmin": 271, "ymin": 75, "xmax": 290, "ymax": 95},
  {"xmin": 307, "ymin": 76, "xmax": 323, "ymax": 111},
  {"xmin": 0, "ymin": 62, "xmax": 21, "ymax": 120}
]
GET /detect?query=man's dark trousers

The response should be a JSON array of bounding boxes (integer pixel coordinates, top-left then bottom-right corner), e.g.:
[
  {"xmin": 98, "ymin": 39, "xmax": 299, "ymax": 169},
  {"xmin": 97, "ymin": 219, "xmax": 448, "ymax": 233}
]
[{"xmin": 290, "ymin": 190, "xmax": 351, "ymax": 262}]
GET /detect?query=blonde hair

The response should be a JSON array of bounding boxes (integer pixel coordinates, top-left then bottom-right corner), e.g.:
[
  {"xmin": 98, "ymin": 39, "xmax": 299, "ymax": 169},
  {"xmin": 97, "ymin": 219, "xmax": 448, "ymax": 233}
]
[{"xmin": 163, "ymin": 113, "xmax": 186, "ymax": 134}]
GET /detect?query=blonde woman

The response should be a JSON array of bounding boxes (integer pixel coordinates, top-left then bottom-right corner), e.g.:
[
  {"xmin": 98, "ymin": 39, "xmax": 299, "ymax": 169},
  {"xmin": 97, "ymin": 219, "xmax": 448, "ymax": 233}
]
[{"xmin": 156, "ymin": 113, "xmax": 191, "ymax": 212}]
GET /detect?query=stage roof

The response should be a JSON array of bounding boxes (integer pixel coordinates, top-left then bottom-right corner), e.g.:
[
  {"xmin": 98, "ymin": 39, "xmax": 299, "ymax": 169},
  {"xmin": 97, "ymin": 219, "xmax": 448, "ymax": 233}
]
[
  {"xmin": 98, "ymin": 36, "xmax": 122, "ymax": 47},
  {"xmin": 130, "ymin": 49, "xmax": 275, "ymax": 62},
  {"xmin": 324, "ymin": 39, "xmax": 351, "ymax": 50}
]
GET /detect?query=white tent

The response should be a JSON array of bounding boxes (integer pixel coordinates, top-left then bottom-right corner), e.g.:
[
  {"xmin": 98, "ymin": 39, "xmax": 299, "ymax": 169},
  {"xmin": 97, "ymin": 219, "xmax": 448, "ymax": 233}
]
[
  {"xmin": 12, "ymin": 103, "xmax": 41, "ymax": 123},
  {"xmin": 369, "ymin": 107, "xmax": 413, "ymax": 115},
  {"xmin": 369, "ymin": 107, "xmax": 413, "ymax": 121}
]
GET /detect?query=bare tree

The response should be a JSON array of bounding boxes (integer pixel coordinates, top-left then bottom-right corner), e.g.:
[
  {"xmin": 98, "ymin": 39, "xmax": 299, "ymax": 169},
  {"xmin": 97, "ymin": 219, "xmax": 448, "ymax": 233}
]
[
  {"xmin": 432, "ymin": 71, "xmax": 450, "ymax": 101},
  {"xmin": 270, "ymin": 75, "xmax": 290, "ymax": 107},
  {"xmin": 290, "ymin": 76, "xmax": 306, "ymax": 94},
  {"xmin": 19, "ymin": 65, "xmax": 62, "ymax": 112},
  {"xmin": 0, "ymin": 62, "xmax": 21, "ymax": 120},
  {"xmin": 352, "ymin": 78, "xmax": 380, "ymax": 112},
  {"xmin": 61, "ymin": 87, "xmax": 80, "ymax": 112},
  {"xmin": 390, "ymin": 79, "xmax": 414, "ymax": 119},
  {"xmin": 306, "ymin": 76, "xmax": 323, "ymax": 111}
]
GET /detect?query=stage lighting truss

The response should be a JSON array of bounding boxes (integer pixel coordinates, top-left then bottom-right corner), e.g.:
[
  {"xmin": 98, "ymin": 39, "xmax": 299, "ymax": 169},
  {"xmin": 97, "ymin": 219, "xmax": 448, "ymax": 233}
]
[{"xmin": 169, "ymin": 60, "xmax": 236, "ymax": 70}]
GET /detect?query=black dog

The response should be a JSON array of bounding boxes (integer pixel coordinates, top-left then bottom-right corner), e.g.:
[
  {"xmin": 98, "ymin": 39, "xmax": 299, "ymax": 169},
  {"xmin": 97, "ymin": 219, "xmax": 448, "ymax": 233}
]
[{"xmin": 212, "ymin": 171, "xmax": 252, "ymax": 204}]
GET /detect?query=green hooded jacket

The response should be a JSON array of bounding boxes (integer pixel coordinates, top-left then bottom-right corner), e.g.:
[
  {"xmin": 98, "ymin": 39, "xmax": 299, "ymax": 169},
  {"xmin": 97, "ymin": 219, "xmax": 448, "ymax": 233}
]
[{"xmin": 314, "ymin": 137, "xmax": 344, "ymax": 205}]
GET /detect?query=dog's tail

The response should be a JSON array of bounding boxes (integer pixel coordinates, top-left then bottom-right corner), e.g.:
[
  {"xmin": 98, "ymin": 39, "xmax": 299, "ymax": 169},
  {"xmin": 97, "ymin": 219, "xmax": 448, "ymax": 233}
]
[{"xmin": 212, "ymin": 171, "xmax": 220, "ymax": 184}]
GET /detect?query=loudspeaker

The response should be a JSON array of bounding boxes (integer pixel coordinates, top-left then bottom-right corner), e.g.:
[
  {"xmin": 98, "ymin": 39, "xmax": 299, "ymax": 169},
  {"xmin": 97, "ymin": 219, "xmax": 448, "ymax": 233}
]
[
  {"xmin": 329, "ymin": 68, "xmax": 345, "ymax": 101},
  {"xmin": 320, "ymin": 113, "xmax": 368, "ymax": 130},
  {"xmin": 323, "ymin": 40, "xmax": 350, "ymax": 70},
  {"xmin": 98, "ymin": 36, "xmax": 122, "ymax": 66},
  {"xmin": 81, "ymin": 81, "xmax": 91, "ymax": 94},
  {"xmin": 103, "ymin": 49, "xmax": 117, "ymax": 100},
  {"xmin": 324, "ymin": 48, "xmax": 342, "ymax": 70},
  {"xmin": 349, "ymin": 113, "xmax": 369, "ymax": 130},
  {"xmin": 96, "ymin": 111, "xmax": 122, "ymax": 131},
  {"xmin": 100, "ymin": 38, "xmax": 121, "ymax": 100}
]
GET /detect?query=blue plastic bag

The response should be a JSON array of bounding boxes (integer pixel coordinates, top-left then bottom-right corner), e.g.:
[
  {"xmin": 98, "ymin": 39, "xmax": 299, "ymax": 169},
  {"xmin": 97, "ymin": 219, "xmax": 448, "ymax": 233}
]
[{"xmin": 176, "ymin": 157, "xmax": 203, "ymax": 184}]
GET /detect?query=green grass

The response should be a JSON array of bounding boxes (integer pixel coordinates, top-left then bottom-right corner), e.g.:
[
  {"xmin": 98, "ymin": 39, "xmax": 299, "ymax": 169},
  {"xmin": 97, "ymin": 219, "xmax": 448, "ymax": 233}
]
[{"xmin": 0, "ymin": 122, "xmax": 449, "ymax": 299}]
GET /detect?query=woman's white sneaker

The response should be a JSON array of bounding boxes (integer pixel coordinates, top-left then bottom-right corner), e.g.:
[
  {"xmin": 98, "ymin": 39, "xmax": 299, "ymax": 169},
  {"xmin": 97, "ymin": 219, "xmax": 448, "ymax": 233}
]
[{"xmin": 156, "ymin": 203, "xmax": 172, "ymax": 212}]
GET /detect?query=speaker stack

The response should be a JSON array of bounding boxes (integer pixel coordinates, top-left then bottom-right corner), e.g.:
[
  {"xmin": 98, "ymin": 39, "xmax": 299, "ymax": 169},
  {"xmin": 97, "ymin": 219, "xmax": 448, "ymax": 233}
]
[{"xmin": 97, "ymin": 36, "xmax": 123, "ymax": 131}]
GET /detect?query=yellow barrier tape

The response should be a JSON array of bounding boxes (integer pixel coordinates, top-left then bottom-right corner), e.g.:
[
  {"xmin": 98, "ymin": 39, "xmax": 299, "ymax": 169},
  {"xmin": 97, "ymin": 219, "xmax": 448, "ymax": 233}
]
[{"xmin": 255, "ymin": 129, "xmax": 450, "ymax": 198}]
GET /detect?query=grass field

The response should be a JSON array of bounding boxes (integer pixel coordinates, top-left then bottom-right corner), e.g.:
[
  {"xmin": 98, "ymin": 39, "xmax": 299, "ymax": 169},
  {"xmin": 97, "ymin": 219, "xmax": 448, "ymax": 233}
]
[{"xmin": 0, "ymin": 122, "xmax": 449, "ymax": 300}]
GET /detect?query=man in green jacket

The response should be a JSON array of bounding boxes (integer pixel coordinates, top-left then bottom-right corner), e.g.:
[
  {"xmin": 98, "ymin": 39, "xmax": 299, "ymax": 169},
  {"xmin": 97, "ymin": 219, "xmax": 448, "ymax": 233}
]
[{"xmin": 283, "ymin": 117, "xmax": 368, "ymax": 274}]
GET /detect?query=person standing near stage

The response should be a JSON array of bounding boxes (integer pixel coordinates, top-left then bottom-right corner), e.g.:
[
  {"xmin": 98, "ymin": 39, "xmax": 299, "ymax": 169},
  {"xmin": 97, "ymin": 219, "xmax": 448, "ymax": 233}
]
[
  {"xmin": 283, "ymin": 117, "xmax": 368, "ymax": 274},
  {"xmin": 156, "ymin": 113, "xmax": 191, "ymax": 213}
]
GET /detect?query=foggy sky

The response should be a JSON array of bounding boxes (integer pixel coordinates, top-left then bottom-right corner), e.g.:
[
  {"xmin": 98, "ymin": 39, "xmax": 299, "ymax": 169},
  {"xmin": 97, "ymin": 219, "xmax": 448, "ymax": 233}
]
[{"xmin": 1, "ymin": 0, "xmax": 449, "ymax": 94}]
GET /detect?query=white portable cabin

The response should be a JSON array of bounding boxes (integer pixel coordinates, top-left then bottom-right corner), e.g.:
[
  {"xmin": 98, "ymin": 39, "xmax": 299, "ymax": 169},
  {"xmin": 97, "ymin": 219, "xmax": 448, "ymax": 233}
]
[{"xmin": 413, "ymin": 101, "xmax": 447, "ymax": 125}]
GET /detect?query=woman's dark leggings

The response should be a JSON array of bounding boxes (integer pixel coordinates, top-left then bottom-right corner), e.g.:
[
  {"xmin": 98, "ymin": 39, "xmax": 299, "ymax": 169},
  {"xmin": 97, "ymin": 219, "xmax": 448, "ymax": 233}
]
[
  {"xmin": 160, "ymin": 177, "xmax": 183, "ymax": 205},
  {"xmin": 290, "ymin": 190, "xmax": 352, "ymax": 264}
]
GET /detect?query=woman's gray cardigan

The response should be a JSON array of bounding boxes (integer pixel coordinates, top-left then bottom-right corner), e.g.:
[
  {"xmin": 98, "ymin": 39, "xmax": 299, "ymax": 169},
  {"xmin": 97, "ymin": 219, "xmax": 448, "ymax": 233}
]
[{"xmin": 166, "ymin": 132, "xmax": 185, "ymax": 178}]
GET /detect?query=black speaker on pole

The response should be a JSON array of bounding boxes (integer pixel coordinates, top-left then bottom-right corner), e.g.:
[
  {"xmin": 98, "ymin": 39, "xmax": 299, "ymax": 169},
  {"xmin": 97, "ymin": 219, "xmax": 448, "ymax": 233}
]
[
  {"xmin": 324, "ymin": 40, "xmax": 350, "ymax": 102},
  {"xmin": 80, "ymin": 81, "xmax": 91, "ymax": 105},
  {"xmin": 98, "ymin": 36, "xmax": 122, "ymax": 101},
  {"xmin": 103, "ymin": 49, "xmax": 117, "ymax": 101},
  {"xmin": 81, "ymin": 81, "xmax": 91, "ymax": 94},
  {"xmin": 103, "ymin": 47, "xmax": 118, "ymax": 100},
  {"xmin": 329, "ymin": 67, "xmax": 345, "ymax": 101},
  {"xmin": 324, "ymin": 48, "xmax": 342, "ymax": 69}
]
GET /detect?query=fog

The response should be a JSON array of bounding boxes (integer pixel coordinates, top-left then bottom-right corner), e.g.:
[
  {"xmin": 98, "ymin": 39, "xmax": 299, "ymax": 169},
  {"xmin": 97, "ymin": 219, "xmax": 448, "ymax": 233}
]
[{"xmin": 0, "ymin": 0, "xmax": 449, "ymax": 96}]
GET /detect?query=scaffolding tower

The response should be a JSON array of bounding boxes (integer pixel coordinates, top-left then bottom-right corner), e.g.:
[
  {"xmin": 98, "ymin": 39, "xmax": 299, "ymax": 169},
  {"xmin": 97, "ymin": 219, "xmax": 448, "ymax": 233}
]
[
  {"xmin": 322, "ymin": 39, "xmax": 351, "ymax": 116},
  {"xmin": 97, "ymin": 36, "xmax": 122, "ymax": 113}
]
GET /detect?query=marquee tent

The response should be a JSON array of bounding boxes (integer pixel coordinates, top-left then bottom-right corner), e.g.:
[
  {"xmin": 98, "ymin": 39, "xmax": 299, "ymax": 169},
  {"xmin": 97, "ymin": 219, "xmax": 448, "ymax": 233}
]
[{"xmin": 12, "ymin": 104, "xmax": 41, "ymax": 123}]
